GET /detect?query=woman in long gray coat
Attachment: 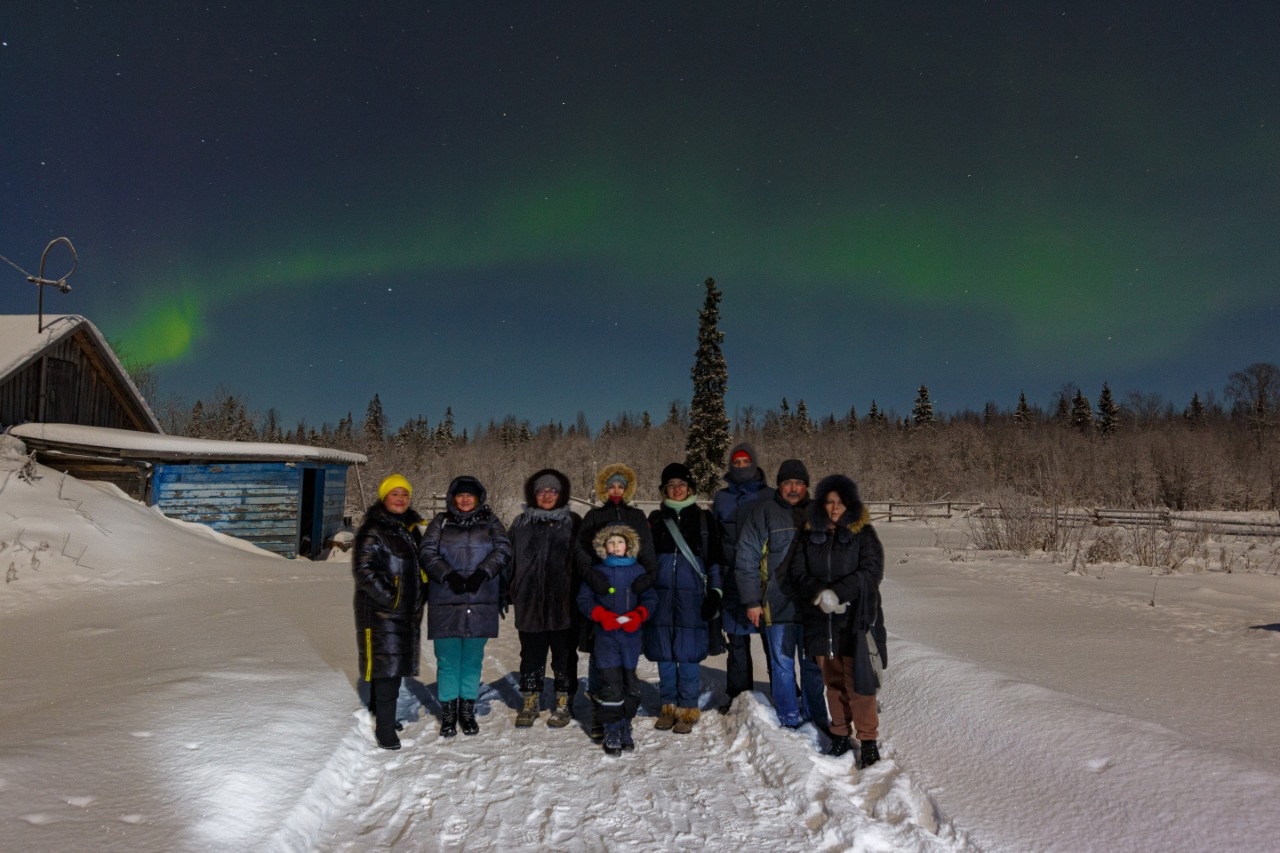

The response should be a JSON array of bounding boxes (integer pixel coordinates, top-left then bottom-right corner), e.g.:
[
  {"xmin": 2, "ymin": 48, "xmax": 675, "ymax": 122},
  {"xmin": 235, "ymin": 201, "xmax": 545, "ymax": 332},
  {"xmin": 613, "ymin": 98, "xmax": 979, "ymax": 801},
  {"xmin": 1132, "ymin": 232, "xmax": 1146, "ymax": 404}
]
[{"xmin": 421, "ymin": 475, "xmax": 511, "ymax": 737}]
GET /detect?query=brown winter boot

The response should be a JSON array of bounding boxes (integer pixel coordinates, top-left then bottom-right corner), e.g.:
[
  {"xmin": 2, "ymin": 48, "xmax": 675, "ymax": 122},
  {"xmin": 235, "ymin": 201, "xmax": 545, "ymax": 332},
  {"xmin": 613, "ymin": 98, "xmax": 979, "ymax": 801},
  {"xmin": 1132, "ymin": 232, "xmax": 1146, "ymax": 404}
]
[
  {"xmin": 654, "ymin": 703, "xmax": 678, "ymax": 731},
  {"xmin": 546, "ymin": 692, "xmax": 573, "ymax": 728},
  {"xmin": 515, "ymin": 692, "xmax": 539, "ymax": 727},
  {"xmin": 672, "ymin": 707, "xmax": 700, "ymax": 734}
]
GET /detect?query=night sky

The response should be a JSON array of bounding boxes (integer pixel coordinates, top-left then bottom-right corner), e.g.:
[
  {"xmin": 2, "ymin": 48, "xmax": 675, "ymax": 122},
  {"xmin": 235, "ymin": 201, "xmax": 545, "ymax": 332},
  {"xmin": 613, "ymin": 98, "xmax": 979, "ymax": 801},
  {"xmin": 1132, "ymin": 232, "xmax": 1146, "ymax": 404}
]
[{"xmin": 3, "ymin": 3, "xmax": 1277, "ymax": 430}]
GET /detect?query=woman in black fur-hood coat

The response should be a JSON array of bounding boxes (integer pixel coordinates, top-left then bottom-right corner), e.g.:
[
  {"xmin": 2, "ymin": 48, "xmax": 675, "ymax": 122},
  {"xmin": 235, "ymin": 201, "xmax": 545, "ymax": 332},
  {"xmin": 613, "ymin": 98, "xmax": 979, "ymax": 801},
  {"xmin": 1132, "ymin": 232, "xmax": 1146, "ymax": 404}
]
[
  {"xmin": 507, "ymin": 469, "xmax": 584, "ymax": 701},
  {"xmin": 782, "ymin": 474, "xmax": 887, "ymax": 751}
]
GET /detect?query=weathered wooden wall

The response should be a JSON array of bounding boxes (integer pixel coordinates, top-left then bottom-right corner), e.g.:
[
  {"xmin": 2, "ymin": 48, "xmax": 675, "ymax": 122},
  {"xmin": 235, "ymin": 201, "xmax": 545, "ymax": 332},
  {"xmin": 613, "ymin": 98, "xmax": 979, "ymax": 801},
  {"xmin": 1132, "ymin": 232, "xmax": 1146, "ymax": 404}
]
[
  {"xmin": 0, "ymin": 329, "xmax": 153, "ymax": 431},
  {"xmin": 151, "ymin": 461, "xmax": 350, "ymax": 558}
]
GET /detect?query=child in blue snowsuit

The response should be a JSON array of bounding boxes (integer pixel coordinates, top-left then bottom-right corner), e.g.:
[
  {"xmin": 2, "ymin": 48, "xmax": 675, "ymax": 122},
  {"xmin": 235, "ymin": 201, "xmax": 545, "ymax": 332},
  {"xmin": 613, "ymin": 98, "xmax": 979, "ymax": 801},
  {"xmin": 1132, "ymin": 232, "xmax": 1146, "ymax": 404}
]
[{"xmin": 577, "ymin": 524, "xmax": 656, "ymax": 755}]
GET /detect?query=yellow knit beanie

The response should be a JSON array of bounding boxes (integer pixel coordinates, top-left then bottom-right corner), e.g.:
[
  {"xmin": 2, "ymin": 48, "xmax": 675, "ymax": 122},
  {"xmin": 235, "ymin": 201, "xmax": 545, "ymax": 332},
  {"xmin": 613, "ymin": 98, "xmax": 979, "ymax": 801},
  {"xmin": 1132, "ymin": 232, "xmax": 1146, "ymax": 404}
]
[{"xmin": 378, "ymin": 473, "xmax": 413, "ymax": 502}]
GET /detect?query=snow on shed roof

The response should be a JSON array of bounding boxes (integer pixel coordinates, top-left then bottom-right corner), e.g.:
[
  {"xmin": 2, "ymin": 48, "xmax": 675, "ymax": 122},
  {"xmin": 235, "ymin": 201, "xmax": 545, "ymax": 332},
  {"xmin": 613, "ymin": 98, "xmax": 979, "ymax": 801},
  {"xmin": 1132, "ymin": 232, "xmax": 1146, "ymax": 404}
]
[
  {"xmin": 0, "ymin": 314, "xmax": 162, "ymax": 432},
  {"xmin": 9, "ymin": 422, "xmax": 367, "ymax": 465}
]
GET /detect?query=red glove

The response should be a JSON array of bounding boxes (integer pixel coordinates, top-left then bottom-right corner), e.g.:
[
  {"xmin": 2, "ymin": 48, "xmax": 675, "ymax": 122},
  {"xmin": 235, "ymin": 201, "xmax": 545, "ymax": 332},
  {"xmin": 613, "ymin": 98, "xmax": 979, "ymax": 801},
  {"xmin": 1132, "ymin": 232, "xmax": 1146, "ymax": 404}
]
[
  {"xmin": 591, "ymin": 606, "xmax": 622, "ymax": 632},
  {"xmin": 621, "ymin": 607, "xmax": 648, "ymax": 633}
]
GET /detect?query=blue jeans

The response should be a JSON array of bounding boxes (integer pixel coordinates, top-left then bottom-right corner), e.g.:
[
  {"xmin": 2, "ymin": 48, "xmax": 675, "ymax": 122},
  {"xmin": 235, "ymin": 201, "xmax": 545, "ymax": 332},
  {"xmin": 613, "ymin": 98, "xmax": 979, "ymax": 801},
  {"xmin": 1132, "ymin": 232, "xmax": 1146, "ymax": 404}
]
[
  {"xmin": 764, "ymin": 623, "xmax": 828, "ymax": 728},
  {"xmin": 657, "ymin": 661, "xmax": 701, "ymax": 708},
  {"xmin": 433, "ymin": 637, "xmax": 487, "ymax": 701}
]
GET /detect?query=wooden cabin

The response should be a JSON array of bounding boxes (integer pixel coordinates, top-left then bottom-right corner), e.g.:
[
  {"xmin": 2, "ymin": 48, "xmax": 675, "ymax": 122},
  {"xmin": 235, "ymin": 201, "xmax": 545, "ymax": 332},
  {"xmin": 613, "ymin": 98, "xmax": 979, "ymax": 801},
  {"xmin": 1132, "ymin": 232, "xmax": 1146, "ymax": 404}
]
[
  {"xmin": 10, "ymin": 423, "xmax": 366, "ymax": 560},
  {"xmin": 0, "ymin": 314, "xmax": 160, "ymax": 433}
]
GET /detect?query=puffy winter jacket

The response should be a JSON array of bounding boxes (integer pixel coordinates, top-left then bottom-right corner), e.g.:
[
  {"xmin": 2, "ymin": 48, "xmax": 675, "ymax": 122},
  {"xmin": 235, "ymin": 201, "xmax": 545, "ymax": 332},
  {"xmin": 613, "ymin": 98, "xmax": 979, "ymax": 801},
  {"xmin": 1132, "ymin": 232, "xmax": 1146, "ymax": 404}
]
[
  {"xmin": 734, "ymin": 490, "xmax": 809, "ymax": 626},
  {"xmin": 642, "ymin": 502, "xmax": 724, "ymax": 664},
  {"xmin": 352, "ymin": 501, "xmax": 427, "ymax": 680},
  {"xmin": 577, "ymin": 550, "xmax": 656, "ymax": 670},
  {"xmin": 421, "ymin": 477, "xmax": 512, "ymax": 640},
  {"xmin": 713, "ymin": 465, "xmax": 774, "ymax": 634},
  {"xmin": 783, "ymin": 475, "xmax": 886, "ymax": 695}
]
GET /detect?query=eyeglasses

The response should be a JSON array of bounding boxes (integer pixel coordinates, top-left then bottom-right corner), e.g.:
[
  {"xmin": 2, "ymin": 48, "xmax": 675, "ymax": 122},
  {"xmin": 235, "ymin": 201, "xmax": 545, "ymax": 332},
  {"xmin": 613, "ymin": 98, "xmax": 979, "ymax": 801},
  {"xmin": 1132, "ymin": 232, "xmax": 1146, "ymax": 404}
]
[{"xmin": 535, "ymin": 488, "xmax": 560, "ymax": 496}]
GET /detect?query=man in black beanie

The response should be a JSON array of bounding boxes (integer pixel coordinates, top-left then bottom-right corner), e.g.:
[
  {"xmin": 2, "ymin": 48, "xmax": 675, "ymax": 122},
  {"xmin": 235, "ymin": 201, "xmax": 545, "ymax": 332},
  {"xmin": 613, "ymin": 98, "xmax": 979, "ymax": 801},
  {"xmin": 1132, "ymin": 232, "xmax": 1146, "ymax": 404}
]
[{"xmin": 732, "ymin": 459, "xmax": 827, "ymax": 731}]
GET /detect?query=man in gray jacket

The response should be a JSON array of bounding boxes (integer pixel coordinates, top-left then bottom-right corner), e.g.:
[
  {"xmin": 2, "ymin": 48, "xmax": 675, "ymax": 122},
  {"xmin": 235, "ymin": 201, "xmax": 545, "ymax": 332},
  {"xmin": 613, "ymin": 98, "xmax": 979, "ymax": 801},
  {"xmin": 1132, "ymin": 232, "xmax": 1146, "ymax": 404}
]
[{"xmin": 734, "ymin": 459, "xmax": 827, "ymax": 730}]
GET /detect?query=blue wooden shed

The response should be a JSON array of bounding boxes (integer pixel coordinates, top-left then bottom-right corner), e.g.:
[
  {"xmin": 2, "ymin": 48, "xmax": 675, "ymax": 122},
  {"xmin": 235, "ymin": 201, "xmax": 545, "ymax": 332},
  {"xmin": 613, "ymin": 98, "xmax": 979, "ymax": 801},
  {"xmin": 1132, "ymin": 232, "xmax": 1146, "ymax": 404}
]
[{"xmin": 10, "ymin": 423, "xmax": 366, "ymax": 559}]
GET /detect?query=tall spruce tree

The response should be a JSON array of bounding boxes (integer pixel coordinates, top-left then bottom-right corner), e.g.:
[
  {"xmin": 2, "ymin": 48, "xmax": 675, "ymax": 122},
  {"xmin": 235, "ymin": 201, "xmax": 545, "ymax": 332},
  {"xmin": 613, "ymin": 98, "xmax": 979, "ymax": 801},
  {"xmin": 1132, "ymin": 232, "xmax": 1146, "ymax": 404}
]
[
  {"xmin": 1096, "ymin": 383, "xmax": 1119, "ymax": 436},
  {"xmin": 363, "ymin": 394, "xmax": 386, "ymax": 449},
  {"xmin": 1070, "ymin": 389, "xmax": 1094, "ymax": 433},
  {"xmin": 684, "ymin": 277, "xmax": 730, "ymax": 494},
  {"xmin": 911, "ymin": 384, "xmax": 935, "ymax": 427},
  {"xmin": 1014, "ymin": 392, "xmax": 1032, "ymax": 428},
  {"xmin": 1184, "ymin": 392, "xmax": 1206, "ymax": 427}
]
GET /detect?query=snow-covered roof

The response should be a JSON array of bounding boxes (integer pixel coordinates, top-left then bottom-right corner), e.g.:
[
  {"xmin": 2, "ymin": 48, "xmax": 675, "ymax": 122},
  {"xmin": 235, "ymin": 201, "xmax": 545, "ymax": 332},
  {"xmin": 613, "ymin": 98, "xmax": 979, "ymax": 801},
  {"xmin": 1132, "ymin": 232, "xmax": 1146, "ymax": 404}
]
[
  {"xmin": 0, "ymin": 314, "xmax": 162, "ymax": 432},
  {"xmin": 9, "ymin": 422, "xmax": 367, "ymax": 465}
]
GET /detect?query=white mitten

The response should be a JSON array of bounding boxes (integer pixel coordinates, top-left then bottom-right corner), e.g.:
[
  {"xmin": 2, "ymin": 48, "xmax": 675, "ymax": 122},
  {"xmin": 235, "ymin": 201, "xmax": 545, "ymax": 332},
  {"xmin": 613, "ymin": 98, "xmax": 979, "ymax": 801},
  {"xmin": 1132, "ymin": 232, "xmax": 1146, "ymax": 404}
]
[{"xmin": 815, "ymin": 589, "xmax": 846, "ymax": 614}]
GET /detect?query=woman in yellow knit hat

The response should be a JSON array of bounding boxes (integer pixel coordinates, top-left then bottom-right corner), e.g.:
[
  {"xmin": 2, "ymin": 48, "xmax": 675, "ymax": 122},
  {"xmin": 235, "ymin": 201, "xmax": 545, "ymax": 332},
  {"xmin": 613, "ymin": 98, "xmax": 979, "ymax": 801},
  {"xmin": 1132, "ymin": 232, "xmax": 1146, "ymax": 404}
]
[{"xmin": 352, "ymin": 473, "xmax": 427, "ymax": 750}]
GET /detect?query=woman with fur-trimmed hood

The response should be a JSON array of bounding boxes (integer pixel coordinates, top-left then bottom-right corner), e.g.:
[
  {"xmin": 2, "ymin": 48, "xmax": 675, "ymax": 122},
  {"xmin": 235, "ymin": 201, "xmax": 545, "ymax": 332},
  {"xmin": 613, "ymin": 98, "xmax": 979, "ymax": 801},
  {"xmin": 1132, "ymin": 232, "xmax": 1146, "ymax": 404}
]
[
  {"xmin": 782, "ymin": 474, "xmax": 887, "ymax": 767},
  {"xmin": 574, "ymin": 462, "xmax": 658, "ymax": 741},
  {"xmin": 507, "ymin": 468, "xmax": 582, "ymax": 728}
]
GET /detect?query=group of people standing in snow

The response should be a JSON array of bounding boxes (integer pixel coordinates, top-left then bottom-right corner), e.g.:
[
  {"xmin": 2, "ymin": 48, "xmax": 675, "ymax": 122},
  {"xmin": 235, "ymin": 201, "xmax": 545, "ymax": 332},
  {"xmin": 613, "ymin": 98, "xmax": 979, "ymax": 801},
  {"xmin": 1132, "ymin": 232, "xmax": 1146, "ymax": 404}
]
[{"xmin": 350, "ymin": 445, "xmax": 886, "ymax": 768}]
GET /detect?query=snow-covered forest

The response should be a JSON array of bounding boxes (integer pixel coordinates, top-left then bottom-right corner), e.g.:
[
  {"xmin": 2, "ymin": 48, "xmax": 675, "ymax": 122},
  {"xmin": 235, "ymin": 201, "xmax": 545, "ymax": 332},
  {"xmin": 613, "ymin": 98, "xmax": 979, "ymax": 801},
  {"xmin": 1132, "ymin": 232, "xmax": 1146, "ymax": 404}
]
[{"xmin": 145, "ymin": 360, "xmax": 1280, "ymax": 520}]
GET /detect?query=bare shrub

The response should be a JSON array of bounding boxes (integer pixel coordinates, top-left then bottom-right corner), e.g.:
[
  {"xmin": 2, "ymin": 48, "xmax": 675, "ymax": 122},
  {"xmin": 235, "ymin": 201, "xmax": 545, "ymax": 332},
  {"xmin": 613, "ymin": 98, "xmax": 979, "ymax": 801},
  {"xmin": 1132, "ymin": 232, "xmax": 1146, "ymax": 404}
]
[
  {"xmin": 966, "ymin": 494, "xmax": 1054, "ymax": 554},
  {"xmin": 1124, "ymin": 525, "xmax": 1206, "ymax": 573},
  {"xmin": 1085, "ymin": 531, "xmax": 1125, "ymax": 564}
]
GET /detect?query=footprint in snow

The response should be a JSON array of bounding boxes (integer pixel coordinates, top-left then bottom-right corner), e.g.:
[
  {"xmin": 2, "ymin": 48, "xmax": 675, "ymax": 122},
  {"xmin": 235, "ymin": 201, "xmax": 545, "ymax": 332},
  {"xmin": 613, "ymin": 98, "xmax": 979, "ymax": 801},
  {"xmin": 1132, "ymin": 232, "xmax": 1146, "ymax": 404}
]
[
  {"xmin": 65, "ymin": 795, "xmax": 95, "ymax": 807},
  {"xmin": 22, "ymin": 813, "xmax": 54, "ymax": 825},
  {"xmin": 129, "ymin": 731, "xmax": 152, "ymax": 739},
  {"xmin": 1087, "ymin": 757, "xmax": 1112, "ymax": 772},
  {"xmin": 120, "ymin": 814, "xmax": 144, "ymax": 824}
]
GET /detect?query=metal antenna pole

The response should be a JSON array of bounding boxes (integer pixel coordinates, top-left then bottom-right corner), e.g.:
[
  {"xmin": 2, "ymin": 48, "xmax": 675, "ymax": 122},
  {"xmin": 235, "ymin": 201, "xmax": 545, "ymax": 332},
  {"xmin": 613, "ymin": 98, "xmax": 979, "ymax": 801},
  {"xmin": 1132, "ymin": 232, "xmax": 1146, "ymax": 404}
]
[{"xmin": 28, "ymin": 237, "xmax": 78, "ymax": 333}]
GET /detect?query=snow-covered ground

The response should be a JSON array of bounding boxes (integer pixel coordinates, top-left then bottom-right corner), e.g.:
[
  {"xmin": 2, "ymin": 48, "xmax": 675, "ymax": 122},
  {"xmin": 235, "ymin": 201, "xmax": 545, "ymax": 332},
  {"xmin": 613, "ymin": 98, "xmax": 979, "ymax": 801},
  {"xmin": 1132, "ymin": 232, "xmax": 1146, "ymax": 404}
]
[{"xmin": 2, "ymin": 436, "xmax": 1279, "ymax": 851}]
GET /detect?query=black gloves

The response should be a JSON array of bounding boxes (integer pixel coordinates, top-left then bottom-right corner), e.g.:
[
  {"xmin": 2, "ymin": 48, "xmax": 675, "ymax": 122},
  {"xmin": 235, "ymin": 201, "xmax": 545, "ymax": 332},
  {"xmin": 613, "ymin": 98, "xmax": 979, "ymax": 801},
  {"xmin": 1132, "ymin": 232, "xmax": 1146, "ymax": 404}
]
[
  {"xmin": 464, "ymin": 570, "xmax": 487, "ymax": 594},
  {"xmin": 701, "ymin": 587, "xmax": 722, "ymax": 621},
  {"xmin": 444, "ymin": 571, "xmax": 467, "ymax": 595}
]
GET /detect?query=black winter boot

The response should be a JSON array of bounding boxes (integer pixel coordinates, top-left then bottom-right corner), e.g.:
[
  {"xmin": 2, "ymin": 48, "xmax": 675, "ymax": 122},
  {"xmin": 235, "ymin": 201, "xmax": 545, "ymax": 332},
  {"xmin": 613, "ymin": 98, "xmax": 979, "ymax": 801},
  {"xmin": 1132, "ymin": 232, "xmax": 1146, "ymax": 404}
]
[
  {"xmin": 459, "ymin": 699, "xmax": 480, "ymax": 736},
  {"xmin": 373, "ymin": 677, "xmax": 402, "ymax": 748},
  {"xmin": 439, "ymin": 698, "xmax": 459, "ymax": 738},
  {"xmin": 602, "ymin": 721, "xmax": 625, "ymax": 756},
  {"xmin": 826, "ymin": 734, "xmax": 853, "ymax": 757},
  {"xmin": 621, "ymin": 718, "xmax": 635, "ymax": 751},
  {"xmin": 859, "ymin": 739, "xmax": 880, "ymax": 768}
]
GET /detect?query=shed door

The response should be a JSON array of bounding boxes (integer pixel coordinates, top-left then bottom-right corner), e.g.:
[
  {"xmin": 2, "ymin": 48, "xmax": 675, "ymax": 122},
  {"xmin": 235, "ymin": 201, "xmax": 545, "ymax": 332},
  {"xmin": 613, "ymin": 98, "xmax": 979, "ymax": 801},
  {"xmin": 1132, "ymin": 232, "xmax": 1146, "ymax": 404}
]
[
  {"xmin": 43, "ymin": 357, "xmax": 79, "ymax": 422},
  {"xmin": 299, "ymin": 468, "xmax": 325, "ymax": 559}
]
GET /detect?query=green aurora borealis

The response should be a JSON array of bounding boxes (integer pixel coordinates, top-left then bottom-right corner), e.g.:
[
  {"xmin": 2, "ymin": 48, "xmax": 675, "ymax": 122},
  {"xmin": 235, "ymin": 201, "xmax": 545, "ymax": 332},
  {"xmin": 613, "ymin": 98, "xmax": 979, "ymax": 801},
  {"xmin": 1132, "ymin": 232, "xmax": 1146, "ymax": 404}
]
[{"xmin": 3, "ymin": 3, "xmax": 1276, "ymax": 425}]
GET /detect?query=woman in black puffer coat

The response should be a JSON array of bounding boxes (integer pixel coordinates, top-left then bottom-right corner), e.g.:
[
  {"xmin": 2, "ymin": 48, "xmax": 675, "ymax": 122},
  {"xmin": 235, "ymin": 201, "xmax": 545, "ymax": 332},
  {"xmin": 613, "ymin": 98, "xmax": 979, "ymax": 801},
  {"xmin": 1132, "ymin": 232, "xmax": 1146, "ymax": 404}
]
[
  {"xmin": 420, "ymin": 475, "xmax": 511, "ymax": 737},
  {"xmin": 352, "ymin": 473, "xmax": 427, "ymax": 750},
  {"xmin": 783, "ymin": 474, "xmax": 887, "ymax": 766},
  {"xmin": 507, "ymin": 468, "xmax": 583, "ymax": 728}
]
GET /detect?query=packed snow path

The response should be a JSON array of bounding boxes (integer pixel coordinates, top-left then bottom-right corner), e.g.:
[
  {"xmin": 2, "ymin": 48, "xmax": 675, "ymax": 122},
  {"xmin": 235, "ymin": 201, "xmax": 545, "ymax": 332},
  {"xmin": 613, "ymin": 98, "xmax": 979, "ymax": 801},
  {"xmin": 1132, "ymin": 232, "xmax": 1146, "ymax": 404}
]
[{"xmin": 3, "ymin": 446, "xmax": 1279, "ymax": 850}]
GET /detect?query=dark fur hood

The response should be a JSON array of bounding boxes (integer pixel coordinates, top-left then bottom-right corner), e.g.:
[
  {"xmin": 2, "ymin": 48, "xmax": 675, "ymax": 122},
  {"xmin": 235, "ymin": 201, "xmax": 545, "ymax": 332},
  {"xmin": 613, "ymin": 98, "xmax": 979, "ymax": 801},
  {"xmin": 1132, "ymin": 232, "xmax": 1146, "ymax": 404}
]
[
  {"xmin": 522, "ymin": 468, "xmax": 571, "ymax": 509},
  {"xmin": 807, "ymin": 474, "xmax": 870, "ymax": 537},
  {"xmin": 445, "ymin": 475, "xmax": 490, "ymax": 524}
]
